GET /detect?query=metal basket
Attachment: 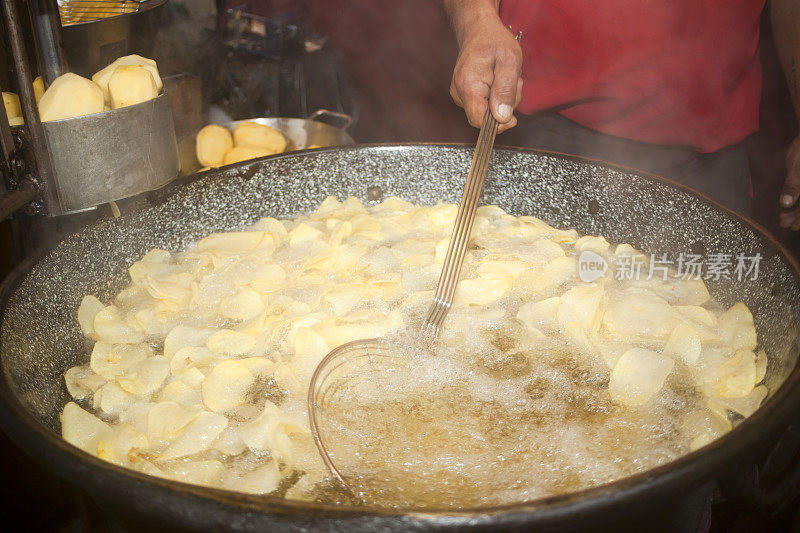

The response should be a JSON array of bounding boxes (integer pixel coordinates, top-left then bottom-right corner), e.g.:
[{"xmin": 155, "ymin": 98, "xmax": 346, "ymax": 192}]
[
  {"xmin": 58, "ymin": 0, "xmax": 167, "ymax": 77},
  {"xmin": 58, "ymin": 0, "xmax": 142, "ymax": 25}
]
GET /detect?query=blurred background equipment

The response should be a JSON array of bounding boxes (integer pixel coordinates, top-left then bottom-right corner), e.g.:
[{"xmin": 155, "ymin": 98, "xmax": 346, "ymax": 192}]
[
  {"xmin": 196, "ymin": 1, "xmax": 354, "ymax": 124},
  {"xmin": 59, "ymin": 0, "xmax": 168, "ymax": 77},
  {"xmin": 0, "ymin": 0, "xmax": 358, "ymax": 255},
  {"xmin": 58, "ymin": 0, "xmax": 141, "ymax": 24}
]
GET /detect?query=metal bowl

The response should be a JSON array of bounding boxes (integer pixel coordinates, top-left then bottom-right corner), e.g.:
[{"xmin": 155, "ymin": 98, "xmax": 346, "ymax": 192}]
[
  {"xmin": 184, "ymin": 110, "xmax": 355, "ymax": 173},
  {"xmin": 220, "ymin": 110, "xmax": 355, "ymax": 151},
  {"xmin": 1, "ymin": 144, "xmax": 799, "ymax": 531}
]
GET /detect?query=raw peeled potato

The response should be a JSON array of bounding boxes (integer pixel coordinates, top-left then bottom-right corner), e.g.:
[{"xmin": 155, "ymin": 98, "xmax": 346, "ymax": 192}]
[
  {"xmin": 33, "ymin": 76, "xmax": 45, "ymax": 103},
  {"xmin": 195, "ymin": 120, "xmax": 288, "ymax": 169},
  {"xmin": 108, "ymin": 65, "xmax": 158, "ymax": 109},
  {"xmin": 3, "ymin": 91, "xmax": 21, "ymax": 120},
  {"xmin": 196, "ymin": 125, "xmax": 234, "ymax": 168},
  {"xmin": 92, "ymin": 54, "xmax": 162, "ymax": 104},
  {"xmin": 4, "ymin": 77, "xmax": 47, "ymax": 126},
  {"xmin": 233, "ymin": 121, "xmax": 286, "ymax": 154},
  {"xmin": 222, "ymin": 145, "xmax": 273, "ymax": 165},
  {"xmin": 38, "ymin": 73, "xmax": 104, "ymax": 122}
]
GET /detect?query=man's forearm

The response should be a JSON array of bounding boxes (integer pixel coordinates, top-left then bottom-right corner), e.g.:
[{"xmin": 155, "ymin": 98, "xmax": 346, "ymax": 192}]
[
  {"xmin": 443, "ymin": 0, "xmax": 502, "ymax": 46},
  {"xmin": 772, "ymin": 0, "xmax": 800, "ymax": 122}
]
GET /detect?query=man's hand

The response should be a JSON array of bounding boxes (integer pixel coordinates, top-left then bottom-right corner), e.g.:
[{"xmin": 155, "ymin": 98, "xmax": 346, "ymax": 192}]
[
  {"xmin": 772, "ymin": 0, "xmax": 800, "ymax": 229},
  {"xmin": 779, "ymin": 137, "xmax": 800, "ymax": 230},
  {"xmin": 445, "ymin": 0, "xmax": 522, "ymax": 133}
]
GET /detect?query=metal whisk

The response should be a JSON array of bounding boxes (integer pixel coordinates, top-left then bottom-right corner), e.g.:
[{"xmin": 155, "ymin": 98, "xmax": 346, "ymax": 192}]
[
  {"xmin": 423, "ymin": 109, "xmax": 498, "ymax": 333},
  {"xmin": 307, "ymin": 108, "xmax": 499, "ymax": 494}
]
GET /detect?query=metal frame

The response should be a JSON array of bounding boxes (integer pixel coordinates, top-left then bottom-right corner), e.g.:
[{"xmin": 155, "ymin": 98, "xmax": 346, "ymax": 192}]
[
  {"xmin": 0, "ymin": 0, "xmax": 60, "ymax": 219},
  {"xmin": 29, "ymin": 0, "xmax": 68, "ymax": 84},
  {"xmin": 0, "ymin": 0, "xmax": 177, "ymax": 220}
]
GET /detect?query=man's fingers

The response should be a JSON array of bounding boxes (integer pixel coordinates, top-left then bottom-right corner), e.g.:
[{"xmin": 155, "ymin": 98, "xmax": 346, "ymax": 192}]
[
  {"xmin": 463, "ymin": 93, "xmax": 488, "ymax": 128},
  {"xmin": 497, "ymin": 115, "xmax": 517, "ymax": 133},
  {"xmin": 496, "ymin": 79, "xmax": 524, "ymax": 133},
  {"xmin": 781, "ymin": 138, "xmax": 800, "ymax": 208},
  {"xmin": 488, "ymin": 49, "xmax": 522, "ymax": 124},
  {"xmin": 451, "ymin": 63, "xmax": 491, "ymax": 127},
  {"xmin": 449, "ymin": 80, "xmax": 464, "ymax": 108},
  {"xmin": 780, "ymin": 172, "xmax": 800, "ymax": 208},
  {"xmin": 779, "ymin": 137, "xmax": 800, "ymax": 231},
  {"xmin": 450, "ymin": 84, "xmax": 486, "ymax": 128},
  {"xmin": 779, "ymin": 203, "xmax": 800, "ymax": 229},
  {"xmin": 450, "ymin": 28, "xmax": 520, "ymax": 130},
  {"xmin": 779, "ymin": 138, "xmax": 800, "ymax": 230},
  {"xmin": 780, "ymin": 207, "xmax": 800, "ymax": 229}
]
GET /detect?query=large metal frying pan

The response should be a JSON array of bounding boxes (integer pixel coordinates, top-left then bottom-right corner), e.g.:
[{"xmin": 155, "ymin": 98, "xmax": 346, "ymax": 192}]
[{"xmin": 1, "ymin": 144, "xmax": 800, "ymax": 532}]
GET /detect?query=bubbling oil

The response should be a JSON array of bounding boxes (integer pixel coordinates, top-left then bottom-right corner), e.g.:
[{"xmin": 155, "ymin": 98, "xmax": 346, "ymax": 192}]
[{"xmin": 314, "ymin": 325, "xmax": 697, "ymax": 509}]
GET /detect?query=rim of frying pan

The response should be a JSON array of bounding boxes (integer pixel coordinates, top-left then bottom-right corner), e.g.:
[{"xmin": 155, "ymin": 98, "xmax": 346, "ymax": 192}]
[{"xmin": 1, "ymin": 143, "xmax": 799, "ymax": 529}]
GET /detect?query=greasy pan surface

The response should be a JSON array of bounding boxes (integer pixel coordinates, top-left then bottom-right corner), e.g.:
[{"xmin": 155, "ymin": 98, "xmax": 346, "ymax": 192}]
[{"xmin": 1, "ymin": 144, "xmax": 800, "ymax": 531}]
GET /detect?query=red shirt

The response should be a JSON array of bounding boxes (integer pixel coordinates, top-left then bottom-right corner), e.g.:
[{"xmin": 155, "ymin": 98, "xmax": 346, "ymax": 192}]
[{"xmin": 500, "ymin": 1, "xmax": 764, "ymax": 153}]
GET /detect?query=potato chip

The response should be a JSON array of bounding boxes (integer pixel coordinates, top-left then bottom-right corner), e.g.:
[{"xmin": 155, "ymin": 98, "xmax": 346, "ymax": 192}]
[
  {"xmin": 159, "ymin": 411, "xmax": 228, "ymax": 460},
  {"xmin": 93, "ymin": 305, "xmax": 144, "ymax": 344},
  {"xmin": 61, "ymin": 402, "xmax": 112, "ymax": 454},
  {"xmin": 663, "ymin": 323, "xmax": 702, "ymax": 365},
  {"xmin": 719, "ymin": 302, "xmax": 758, "ymax": 352},
  {"xmin": 609, "ymin": 348, "xmax": 674, "ymax": 407},
  {"xmin": 202, "ymin": 360, "xmax": 255, "ymax": 412},
  {"xmin": 77, "ymin": 295, "xmax": 106, "ymax": 339},
  {"xmin": 711, "ymin": 349, "xmax": 757, "ymax": 398},
  {"xmin": 206, "ymin": 329, "xmax": 256, "ymax": 356}
]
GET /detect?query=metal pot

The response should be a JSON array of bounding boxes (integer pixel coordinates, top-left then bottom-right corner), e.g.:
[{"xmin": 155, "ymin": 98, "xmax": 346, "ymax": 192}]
[
  {"xmin": 1, "ymin": 145, "xmax": 800, "ymax": 532},
  {"xmin": 183, "ymin": 109, "xmax": 355, "ymax": 173},
  {"xmin": 221, "ymin": 109, "xmax": 355, "ymax": 150}
]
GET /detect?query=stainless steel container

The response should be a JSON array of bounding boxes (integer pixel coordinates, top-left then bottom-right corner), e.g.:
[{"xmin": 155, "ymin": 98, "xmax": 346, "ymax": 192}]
[
  {"xmin": 183, "ymin": 110, "xmax": 355, "ymax": 174},
  {"xmin": 40, "ymin": 91, "xmax": 178, "ymax": 215},
  {"xmin": 221, "ymin": 110, "xmax": 355, "ymax": 151}
]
